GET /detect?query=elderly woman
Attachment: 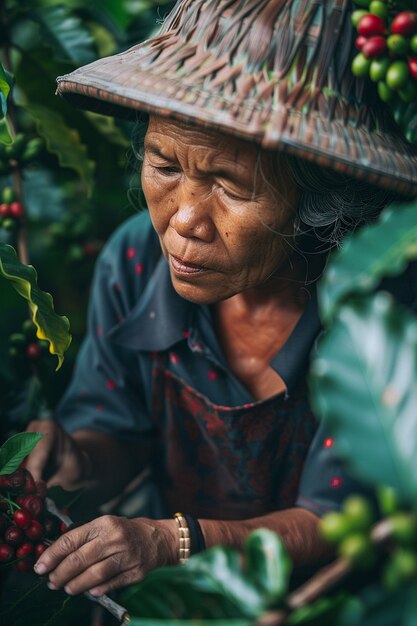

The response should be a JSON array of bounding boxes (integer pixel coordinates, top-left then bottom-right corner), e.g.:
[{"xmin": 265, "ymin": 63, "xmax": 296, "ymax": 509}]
[{"xmin": 26, "ymin": 0, "xmax": 417, "ymax": 598}]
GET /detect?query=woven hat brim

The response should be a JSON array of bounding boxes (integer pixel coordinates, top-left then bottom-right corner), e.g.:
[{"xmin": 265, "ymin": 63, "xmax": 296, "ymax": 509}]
[{"xmin": 56, "ymin": 53, "xmax": 417, "ymax": 198}]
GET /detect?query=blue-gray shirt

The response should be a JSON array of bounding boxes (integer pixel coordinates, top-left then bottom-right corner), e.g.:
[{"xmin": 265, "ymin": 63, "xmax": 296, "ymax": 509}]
[{"xmin": 57, "ymin": 210, "xmax": 385, "ymax": 517}]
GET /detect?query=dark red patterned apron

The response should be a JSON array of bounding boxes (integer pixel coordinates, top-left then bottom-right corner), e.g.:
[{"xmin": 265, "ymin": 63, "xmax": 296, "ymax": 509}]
[{"xmin": 151, "ymin": 355, "xmax": 318, "ymax": 520}]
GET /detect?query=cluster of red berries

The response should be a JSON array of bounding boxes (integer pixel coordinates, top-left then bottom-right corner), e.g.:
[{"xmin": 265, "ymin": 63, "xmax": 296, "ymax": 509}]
[
  {"xmin": 0, "ymin": 186, "xmax": 25, "ymax": 231},
  {"xmin": 352, "ymin": 2, "xmax": 417, "ymax": 106},
  {"xmin": 0, "ymin": 467, "xmax": 66, "ymax": 572}
]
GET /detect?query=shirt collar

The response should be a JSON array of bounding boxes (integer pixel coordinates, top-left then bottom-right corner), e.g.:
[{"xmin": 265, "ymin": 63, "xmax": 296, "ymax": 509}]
[
  {"xmin": 109, "ymin": 256, "xmax": 192, "ymax": 351},
  {"xmin": 110, "ymin": 255, "xmax": 322, "ymax": 393},
  {"xmin": 270, "ymin": 290, "xmax": 322, "ymax": 393}
]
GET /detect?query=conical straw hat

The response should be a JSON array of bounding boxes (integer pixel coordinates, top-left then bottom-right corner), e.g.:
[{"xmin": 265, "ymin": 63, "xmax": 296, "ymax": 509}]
[{"xmin": 57, "ymin": 0, "xmax": 417, "ymax": 197}]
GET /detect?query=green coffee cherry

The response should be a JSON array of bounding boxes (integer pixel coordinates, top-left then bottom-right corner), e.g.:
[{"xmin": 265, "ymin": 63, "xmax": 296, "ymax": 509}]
[
  {"xmin": 411, "ymin": 34, "xmax": 417, "ymax": 54},
  {"xmin": 383, "ymin": 549, "xmax": 417, "ymax": 589},
  {"xmin": 399, "ymin": 80, "xmax": 417, "ymax": 102},
  {"xmin": 339, "ymin": 533, "xmax": 376, "ymax": 568},
  {"xmin": 22, "ymin": 319, "xmax": 37, "ymax": 338},
  {"xmin": 352, "ymin": 53, "xmax": 371, "ymax": 77},
  {"xmin": 370, "ymin": 57, "xmax": 390, "ymax": 81},
  {"xmin": 369, "ymin": 0, "xmax": 388, "ymax": 19},
  {"xmin": 2, "ymin": 217, "xmax": 16, "ymax": 230},
  {"xmin": 387, "ymin": 34, "xmax": 409, "ymax": 55},
  {"xmin": 320, "ymin": 512, "xmax": 351, "ymax": 543},
  {"xmin": 342, "ymin": 495, "xmax": 375, "ymax": 532},
  {"xmin": 390, "ymin": 513, "xmax": 417, "ymax": 546},
  {"xmin": 386, "ymin": 61, "xmax": 410, "ymax": 90},
  {"xmin": 2, "ymin": 186, "xmax": 16, "ymax": 204},
  {"xmin": 9, "ymin": 333, "xmax": 27, "ymax": 348},
  {"xmin": 352, "ymin": 9, "xmax": 369, "ymax": 27},
  {"xmin": 378, "ymin": 485, "xmax": 401, "ymax": 516}
]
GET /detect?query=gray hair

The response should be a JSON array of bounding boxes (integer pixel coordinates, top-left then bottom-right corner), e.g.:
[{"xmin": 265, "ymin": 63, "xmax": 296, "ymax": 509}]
[{"xmin": 286, "ymin": 156, "xmax": 398, "ymax": 251}]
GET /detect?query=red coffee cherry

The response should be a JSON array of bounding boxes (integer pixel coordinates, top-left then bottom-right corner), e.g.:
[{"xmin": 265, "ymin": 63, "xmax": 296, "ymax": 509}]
[
  {"xmin": 358, "ymin": 14, "xmax": 386, "ymax": 37},
  {"xmin": 0, "ymin": 543, "xmax": 15, "ymax": 562},
  {"xmin": 0, "ymin": 203, "xmax": 11, "ymax": 218},
  {"xmin": 35, "ymin": 480, "xmax": 47, "ymax": 498},
  {"xmin": 26, "ymin": 343, "xmax": 42, "ymax": 360},
  {"xmin": 391, "ymin": 11, "xmax": 417, "ymax": 37},
  {"xmin": 408, "ymin": 58, "xmax": 417, "ymax": 80},
  {"xmin": 43, "ymin": 515, "xmax": 59, "ymax": 538},
  {"xmin": 34, "ymin": 542, "xmax": 48, "ymax": 558},
  {"xmin": 19, "ymin": 495, "xmax": 44, "ymax": 519},
  {"xmin": 4, "ymin": 526, "xmax": 24, "ymax": 546},
  {"xmin": 60, "ymin": 522, "xmax": 68, "ymax": 534},
  {"xmin": 23, "ymin": 471, "xmax": 37, "ymax": 495},
  {"xmin": 7, "ymin": 468, "xmax": 27, "ymax": 493},
  {"xmin": 9, "ymin": 202, "xmax": 24, "ymax": 219},
  {"xmin": 13, "ymin": 509, "xmax": 32, "ymax": 530},
  {"xmin": 362, "ymin": 35, "xmax": 387, "ymax": 58},
  {"xmin": 355, "ymin": 35, "xmax": 368, "ymax": 50},
  {"xmin": 16, "ymin": 542, "xmax": 33, "ymax": 559},
  {"xmin": 25, "ymin": 520, "xmax": 43, "ymax": 541},
  {"xmin": 14, "ymin": 556, "xmax": 35, "ymax": 572}
]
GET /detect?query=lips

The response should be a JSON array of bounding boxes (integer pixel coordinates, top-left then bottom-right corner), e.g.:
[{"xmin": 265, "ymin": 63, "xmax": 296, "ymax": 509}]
[{"xmin": 169, "ymin": 254, "xmax": 208, "ymax": 274}]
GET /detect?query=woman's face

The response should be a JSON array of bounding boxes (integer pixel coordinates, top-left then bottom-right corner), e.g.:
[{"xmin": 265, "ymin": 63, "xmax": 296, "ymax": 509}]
[{"xmin": 142, "ymin": 115, "xmax": 298, "ymax": 304}]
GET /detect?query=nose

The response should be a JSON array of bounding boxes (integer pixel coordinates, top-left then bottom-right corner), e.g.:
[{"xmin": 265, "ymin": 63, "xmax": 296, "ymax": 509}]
[{"xmin": 170, "ymin": 178, "xmax": 215, "ymax": 242}]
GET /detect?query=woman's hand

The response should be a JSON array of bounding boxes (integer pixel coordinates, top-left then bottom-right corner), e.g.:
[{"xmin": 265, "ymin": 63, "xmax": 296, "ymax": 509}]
[
  {"xmin": 34, "ymin": 516, "xmax": 178, "ymax": 595},
  {"xmin": 25, "ymin": 420, "xmax": 91, "ymax": 491}
]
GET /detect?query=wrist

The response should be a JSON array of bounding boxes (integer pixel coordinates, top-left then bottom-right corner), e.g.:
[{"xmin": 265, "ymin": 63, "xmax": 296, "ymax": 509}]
[{"xmin": 157, "ymin": 518, "xmax": 179, "ymax": 565}]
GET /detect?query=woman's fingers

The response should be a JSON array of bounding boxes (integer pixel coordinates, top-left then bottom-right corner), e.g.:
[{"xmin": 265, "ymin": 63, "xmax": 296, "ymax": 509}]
[
  {"xmin": 34, "ymin": 516, "xmax": 142, "ymax": 594},
  {"xmin": 34, "ymin": 516, "xmax": 173, "ymax": 595},
  {"xmin": 34, "ymin": 521, "xmax": 98, "ymax": 576},
  {"xmin": 25, "ymin": 420, "xmax": 56, "ymax": 482}
]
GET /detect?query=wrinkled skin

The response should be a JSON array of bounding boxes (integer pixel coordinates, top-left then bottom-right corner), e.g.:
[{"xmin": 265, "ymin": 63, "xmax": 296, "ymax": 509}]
[{"xmin": 34, "ymin": 515, "xmax": 177, "ymax": 597}]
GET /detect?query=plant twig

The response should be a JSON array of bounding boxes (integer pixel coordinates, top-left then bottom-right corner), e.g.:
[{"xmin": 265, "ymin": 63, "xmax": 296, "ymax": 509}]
[{"xmin": 255, "ymin": 518, "xmax": 393, "ymax": 626}]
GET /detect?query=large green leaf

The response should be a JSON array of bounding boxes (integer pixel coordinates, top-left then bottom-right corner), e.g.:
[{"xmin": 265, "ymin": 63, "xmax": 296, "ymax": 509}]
[
  {"xmin": 0, "ymin": 432, "xmax": 43, "ymax": 475},
  {"xmin": 26, "ymin": 103, "xmax": 95, "ymax": 196},
  {"xmin": 338, "ymin": 583, "xmax": 417, "ymax": 626},
  {"xmin": 320, "ymin": 200, "xmax": 417, "ymax": 324},
  {"xmin": 310, "ymin": 292, "xmax": 417, "ymax": 503},
  {"xmin": 0, "ymin": 242, "xmax": 71, "ymax": 369},
  {"xmin": 32, "ymin": 4, "xmax": 95, "ymax": 65},
  {"xmin": 122, "ymin": 530, "xmax": 290, "ymax": 620}
]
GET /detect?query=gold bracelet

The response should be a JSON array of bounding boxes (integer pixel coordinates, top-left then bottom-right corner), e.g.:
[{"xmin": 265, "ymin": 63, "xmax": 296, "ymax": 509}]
[{"xmin": 174, "ymin": 512, "xmax": 190, "ymax": 564}]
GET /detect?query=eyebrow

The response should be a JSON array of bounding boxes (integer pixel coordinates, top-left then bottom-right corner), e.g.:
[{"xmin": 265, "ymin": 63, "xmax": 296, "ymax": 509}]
[{"xmin": 144, "ymin": 142, "xmax": 250, "ymax": 183}]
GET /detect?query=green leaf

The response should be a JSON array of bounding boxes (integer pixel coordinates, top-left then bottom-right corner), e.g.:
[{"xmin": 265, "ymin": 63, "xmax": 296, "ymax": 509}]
[
  {"xmin": 33, "ymin": 5, "xmax": 95, "ymax": 65},
  {"xmin": 0, "ymin": 432, "xmax": 43, "ymax": 475},
  {"xmin": 244, "ymin": 529, "xmax": 291, "ymax": 604},
  {"xmin": 83, "ymin": 111, "xmax": 130, "ymax": 148},
  {"xmin": 319, "ymin": 200, "xmax": 417, "ymax": 324},
  {"xmin": 122, "ymin": 532, "xmax": 291, "ymax": 621},
  {"xmin": 26, "ymin": 103, "xmax": 95, "ymax": 196},
  {"xmin": 0, "ymin": 242, "xmax": 71, "ymax": 369},
  {"xmin": 0, "ymin": 117, "xmax": 13, "ymax": 145},
  {"xmin": 310, "ymin": 292, "xmax": 417, "ymax": 503},
  {"xmin": 0, "ymin": 63, "xmax": 12, "ymax": 118}
]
